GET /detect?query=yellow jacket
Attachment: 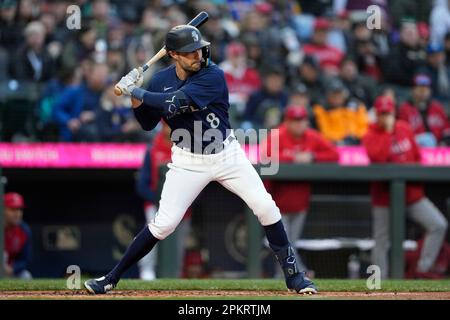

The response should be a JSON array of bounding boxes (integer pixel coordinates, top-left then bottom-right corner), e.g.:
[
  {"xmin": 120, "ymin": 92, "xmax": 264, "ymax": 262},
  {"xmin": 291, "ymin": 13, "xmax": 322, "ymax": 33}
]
[{"xmin": 312, "ymin": 103, "xmax": 369, "ymax": 143}]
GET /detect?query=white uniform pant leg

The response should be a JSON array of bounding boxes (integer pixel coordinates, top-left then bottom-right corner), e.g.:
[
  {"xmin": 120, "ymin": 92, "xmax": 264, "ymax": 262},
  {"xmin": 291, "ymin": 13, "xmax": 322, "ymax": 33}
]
[
  {"xmin": 214, "ymin": 141, "xmax": 281, "ymax": 226},
  {"xmin": 371, "ymin": 206, "xmax": 390, "ymax": 279},
  {"xmin": 149, "ymin": 152, "xmax": 212, "ymax": 240},
  {"xmin": 407, "ymin": 197, "xmax": 448, "ymax": 272}
]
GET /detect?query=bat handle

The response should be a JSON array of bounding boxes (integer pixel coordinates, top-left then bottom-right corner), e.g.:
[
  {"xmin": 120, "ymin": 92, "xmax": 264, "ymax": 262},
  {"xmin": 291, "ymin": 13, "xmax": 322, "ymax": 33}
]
[{"xmin": 142, "ymin": 65, "xmax": 149, "ymax": 72}]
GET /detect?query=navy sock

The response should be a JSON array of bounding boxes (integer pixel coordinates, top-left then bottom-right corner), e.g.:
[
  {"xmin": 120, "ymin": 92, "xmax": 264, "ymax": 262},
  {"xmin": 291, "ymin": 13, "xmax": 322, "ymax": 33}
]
[
  {"xmin": 263, "ymin": 219, "xmax": 289, "ymax": 251},
  {"xmin": 108, "ymin": 226, "xmax": 159, "ymax": 284}
]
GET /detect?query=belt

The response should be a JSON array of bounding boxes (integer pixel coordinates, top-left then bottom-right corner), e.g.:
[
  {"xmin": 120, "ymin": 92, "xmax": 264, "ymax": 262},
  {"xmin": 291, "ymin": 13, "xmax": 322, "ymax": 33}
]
[{"xmin": 178, "ymin": 134, "xmax": 236, "ymax": 154}]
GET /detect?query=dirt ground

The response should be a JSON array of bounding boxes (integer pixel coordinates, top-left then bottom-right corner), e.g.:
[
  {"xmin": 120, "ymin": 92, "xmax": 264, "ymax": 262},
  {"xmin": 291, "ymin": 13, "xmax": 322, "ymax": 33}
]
[{"xmin": 0, "ymin": 290, "xmax": 449, "ymax": 300}]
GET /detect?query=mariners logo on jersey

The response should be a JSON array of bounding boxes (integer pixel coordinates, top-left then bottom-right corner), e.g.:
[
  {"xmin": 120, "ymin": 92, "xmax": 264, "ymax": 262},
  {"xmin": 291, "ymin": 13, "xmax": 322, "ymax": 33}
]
[{"xmin": 146, "ymin": 63, "xmax": 231, "ymax": 153}]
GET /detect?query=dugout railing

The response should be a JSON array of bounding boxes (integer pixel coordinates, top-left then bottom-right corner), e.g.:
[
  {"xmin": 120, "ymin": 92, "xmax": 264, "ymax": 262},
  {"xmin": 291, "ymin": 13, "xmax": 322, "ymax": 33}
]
[{"xmin": 157, "ymin": 164, "xmax": 450, "ymax": 279}]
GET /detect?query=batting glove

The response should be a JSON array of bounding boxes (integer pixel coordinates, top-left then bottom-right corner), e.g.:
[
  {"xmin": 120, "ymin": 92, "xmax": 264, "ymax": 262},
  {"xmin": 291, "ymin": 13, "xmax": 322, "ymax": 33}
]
[{"xmin": 117, "ymin": 68, "xmax": 143, "ymax": 96}]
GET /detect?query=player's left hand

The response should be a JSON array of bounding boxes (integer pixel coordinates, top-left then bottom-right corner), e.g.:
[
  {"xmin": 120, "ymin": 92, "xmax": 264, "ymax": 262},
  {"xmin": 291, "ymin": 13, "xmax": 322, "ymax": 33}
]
[{"xmin": 117, "ymin": 68, "xmax": 144, "ymax": 96}]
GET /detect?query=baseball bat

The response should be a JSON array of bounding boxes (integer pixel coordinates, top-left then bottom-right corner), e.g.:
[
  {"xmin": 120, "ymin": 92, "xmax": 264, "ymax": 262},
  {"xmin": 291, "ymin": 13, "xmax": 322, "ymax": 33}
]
[{"xmin": 114, "ymin": 11, "xmax": 209, "ymax": 96}]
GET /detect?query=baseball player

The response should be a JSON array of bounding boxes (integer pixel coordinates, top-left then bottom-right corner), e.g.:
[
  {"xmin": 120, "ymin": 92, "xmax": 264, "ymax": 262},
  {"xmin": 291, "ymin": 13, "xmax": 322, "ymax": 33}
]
[
  {"xmin": 363, "ymin": 95, "xmax": 448, "ymax": 279},
  {"xmin": 84, "ymin": 25, "xmax": 317, "ymax": 294}
]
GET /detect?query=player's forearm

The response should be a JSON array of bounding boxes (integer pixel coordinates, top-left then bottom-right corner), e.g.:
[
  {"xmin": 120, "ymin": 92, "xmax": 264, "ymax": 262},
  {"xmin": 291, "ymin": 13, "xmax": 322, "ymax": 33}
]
[{"xmin": 131, "ymin": 88, "xmax": 196, "ymax": 117}]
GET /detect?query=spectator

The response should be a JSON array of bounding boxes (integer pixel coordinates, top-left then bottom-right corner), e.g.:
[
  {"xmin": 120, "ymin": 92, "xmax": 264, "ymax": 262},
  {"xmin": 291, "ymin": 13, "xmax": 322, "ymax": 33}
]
[
  {"xmin": 53, "ymin": 62, "xmax": 109, "ymax": 141},
  {"xmin": 383, "ymin": 20, "xmax": 426, "ymax": 86},
  {"xmin": 262, "ymin": 105, "xmax": 339, "ymax": 274},
  {"xmin": 312, "ymin": 78, "xmax": 369, "ymax": 145},
  {"xmin": 36, "ymin": 66, "xmax": 82, "ymax": 141},
  {"xmin": 197, "ymin": 7, "xmax": 232, "ymax": 64},
  {"xmin": 362, "ymin": 95, "xmax": 448, "ymax": 279},
  {"xmin": 61, "ymin": 24, "xmax": 97, "ymax": 69},
  {"xmin": 340, "ymin": 56, "xmax": 377, "ymax": 107},
  {"xmin": 0, "ymin": 0, "xmax": 24, "ymax": 55},
  {"xmin": 10, "ymin": 20, "xmax": 56, "ymax": 82},
  {"xmin": 294, "ymin": 55, "xmax": 326, "ymax": 106},
  {"xmin": 240, "ymin": 33, "xmax": 262, "ymax": 69},
  {"xmin": 242, "ymin": 66, "xmax": 288, "ymax": 131},
  {"xmin": 419, "ymin": 43, "xmax": 450, "ymax": 104},
  {"xmin": 90, "ymin": 0, "xmax": 120, "ymax": 40},
  {"xmin": 398, "ymin": 74, "xmax": 450, "ymax": 146},
  {"xmin": 350, "ymin": 20, "xmax": 384, "ymax": 82},
  {"xmin": 97, "ymin": 84, "xmax": 146, "ymax": 142},
  {"xmin": 3, "ymin": 192, "xmax": 32, "ymax": 280},
  {"xmin": 240, "ymin": 2, "xmax": 300, "ymax": 69},
  {"xmin": 220, "ymin": 42, "xmax": 262, "ymax": 118},
  {"xmin": 303, "ymin": 17, "xmax": 344, "ymax": 76},
  {"xmin": 287, "ymin": 83, "xmax": 311, "ymax": 111},
  {"xmin": 326, "ymin": 10, "xmax": 352, "ymax": 55},
  {"xmin": 136, "ymin": 122, "xmax": 191, "ymax": 280},
  {"xmin": 45, "ymin": 0, "xmax": 72, "ymax": 44}
]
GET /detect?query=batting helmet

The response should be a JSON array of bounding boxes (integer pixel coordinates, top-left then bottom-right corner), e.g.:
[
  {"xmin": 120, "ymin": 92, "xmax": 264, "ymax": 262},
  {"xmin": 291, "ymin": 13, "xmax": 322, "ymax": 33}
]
[{"xmin": 165, "ymin": 25, "xmax": 211, "ymax": 66}]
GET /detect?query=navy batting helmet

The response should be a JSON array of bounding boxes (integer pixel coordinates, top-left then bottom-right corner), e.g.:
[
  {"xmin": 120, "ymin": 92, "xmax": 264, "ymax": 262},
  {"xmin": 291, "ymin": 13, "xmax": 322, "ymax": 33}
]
[
  {"xmin": 165, "ymin": 25, "xmax": 210, "ymax": 52},
  {"xmin": 165, "ymin": 25, "xmax": 211, "ymax": 66}
]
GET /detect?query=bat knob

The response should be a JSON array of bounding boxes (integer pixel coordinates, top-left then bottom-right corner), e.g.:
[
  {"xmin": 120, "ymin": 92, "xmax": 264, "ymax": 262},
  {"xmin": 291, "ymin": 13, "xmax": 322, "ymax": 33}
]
[{"xmin": 114, "ymin": 86, "xmax": 122, "ymax": 96}]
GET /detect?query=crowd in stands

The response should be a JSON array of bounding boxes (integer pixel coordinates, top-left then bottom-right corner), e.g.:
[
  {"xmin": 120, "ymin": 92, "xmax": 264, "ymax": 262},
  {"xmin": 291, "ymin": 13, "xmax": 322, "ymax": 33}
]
[{"xmin": 1, "ymin": 0, "xmax": 450, "ymax": 148}]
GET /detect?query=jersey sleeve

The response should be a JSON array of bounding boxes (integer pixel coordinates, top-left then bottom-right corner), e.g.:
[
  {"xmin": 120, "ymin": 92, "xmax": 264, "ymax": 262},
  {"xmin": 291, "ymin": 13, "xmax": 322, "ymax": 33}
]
[
  {"xmin": 132, "ymin": 75, "xmax": 162, "ymax": 131},
  {"xmin": 180, "ymin": 67, "xmax": 226, "ymax": 109}
]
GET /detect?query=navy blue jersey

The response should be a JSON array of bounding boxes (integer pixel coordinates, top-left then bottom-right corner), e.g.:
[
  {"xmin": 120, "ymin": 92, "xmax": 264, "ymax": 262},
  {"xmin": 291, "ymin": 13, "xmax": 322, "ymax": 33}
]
[{"xmin": 145, "ymin": 63, "xmax": 231, "ymax": 152}]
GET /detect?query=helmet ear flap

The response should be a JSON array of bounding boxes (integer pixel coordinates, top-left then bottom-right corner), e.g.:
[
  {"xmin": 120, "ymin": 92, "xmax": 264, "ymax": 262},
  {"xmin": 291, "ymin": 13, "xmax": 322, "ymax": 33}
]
[{"xmin": 201, "ymin": 46, "xmax": 210, "ymax": 67}]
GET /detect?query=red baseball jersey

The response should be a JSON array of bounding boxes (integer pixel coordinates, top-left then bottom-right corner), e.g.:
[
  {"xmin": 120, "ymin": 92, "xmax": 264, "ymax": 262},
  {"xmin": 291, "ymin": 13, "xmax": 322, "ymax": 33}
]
[
  {"xmin": 398, "ymin": 100, "xmax": 450, "ymax": 142},
  {"xmin": 362, "ymin": 121, "xmax": 424, "ymax": 206},
  {"xmin": 264, "ymin": 125, "xmax": 339, "ymax": 213}
]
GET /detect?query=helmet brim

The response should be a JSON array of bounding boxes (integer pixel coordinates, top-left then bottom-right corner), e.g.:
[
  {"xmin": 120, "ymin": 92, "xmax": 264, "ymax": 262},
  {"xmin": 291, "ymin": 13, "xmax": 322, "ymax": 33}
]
[{"xmin": 175, "ymin": 40, "xmax": 210, "ymax": 53}]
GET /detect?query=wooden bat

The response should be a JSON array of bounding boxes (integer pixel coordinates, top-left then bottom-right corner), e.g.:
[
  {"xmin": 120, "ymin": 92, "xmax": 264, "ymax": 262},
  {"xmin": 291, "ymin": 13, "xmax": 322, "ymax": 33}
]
[{"xmin": 114, "ymin": 11, "xmax": 209, "ymax": 96}]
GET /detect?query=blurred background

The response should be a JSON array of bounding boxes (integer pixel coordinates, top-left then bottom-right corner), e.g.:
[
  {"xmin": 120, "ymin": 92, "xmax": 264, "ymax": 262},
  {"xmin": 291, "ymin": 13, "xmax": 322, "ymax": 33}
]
[{"xmin": 1, "ymin": 0, "xmax": 450, "ymax": 281}]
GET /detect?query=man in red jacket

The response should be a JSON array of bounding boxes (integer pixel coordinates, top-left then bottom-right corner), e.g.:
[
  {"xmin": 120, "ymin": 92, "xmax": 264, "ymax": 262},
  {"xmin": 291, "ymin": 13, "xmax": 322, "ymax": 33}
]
[
  {"xmin": 362, "ymin": 95, "xmax": 448, "ymax": 279},
  {"xmin": 398, "ymin": 74, "xmax": 450, "ymax": 146},
  {"xmin": 263, "ymin": 105, "xmax": 339, "ymax": 272}
]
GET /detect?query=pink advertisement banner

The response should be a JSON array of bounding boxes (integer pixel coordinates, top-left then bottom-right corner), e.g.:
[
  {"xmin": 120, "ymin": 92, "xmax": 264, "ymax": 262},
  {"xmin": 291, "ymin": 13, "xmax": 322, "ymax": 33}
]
[{"xmin": 0, "ymin": 143, "xmax": 449, "ymax": 168}]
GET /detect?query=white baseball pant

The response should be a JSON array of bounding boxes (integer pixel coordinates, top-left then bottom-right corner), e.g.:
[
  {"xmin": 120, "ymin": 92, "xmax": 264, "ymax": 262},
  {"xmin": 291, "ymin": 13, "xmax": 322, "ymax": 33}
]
[{"xmin": 148, "ymin": 138, "xmax": 281, "ymax": 240}]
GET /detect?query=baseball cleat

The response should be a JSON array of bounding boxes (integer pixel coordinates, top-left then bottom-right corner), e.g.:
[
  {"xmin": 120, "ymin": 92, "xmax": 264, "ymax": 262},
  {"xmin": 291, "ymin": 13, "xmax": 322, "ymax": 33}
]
[
  {"xmin": 286, "ymin": 271, "xmax": 318, "ymax": 294},
  {"xmin": 84, "ymin": 276, "xmax": 116, "ymax": 294}
]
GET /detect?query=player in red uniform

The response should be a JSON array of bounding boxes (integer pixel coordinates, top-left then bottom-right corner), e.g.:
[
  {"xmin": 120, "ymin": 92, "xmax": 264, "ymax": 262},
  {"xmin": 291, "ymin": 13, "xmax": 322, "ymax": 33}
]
[
  {"xmin": 3, "ymin": 192, "xmax": 32, "ymax": 279},
  {"xmin": 362, "ymin": 95, "xmax": 448, "ymax": 278}
]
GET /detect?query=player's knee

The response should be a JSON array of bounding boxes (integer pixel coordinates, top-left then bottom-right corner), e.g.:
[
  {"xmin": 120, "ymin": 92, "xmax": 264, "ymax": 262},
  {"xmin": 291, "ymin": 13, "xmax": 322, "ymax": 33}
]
[
  {"xmin": 149, "ymin": 221, "xmax": 178, "ymax": 240},
  {"xmin": 251, "ymin": 196, "xmax": 281, "ymax": 226},
  {"xmin": 148, "ymin": 210, "xmax": 180, "ymax": 240},
  {"xmin": 431, "ymin": 217, "xmax": 448, "ymax": 235}
]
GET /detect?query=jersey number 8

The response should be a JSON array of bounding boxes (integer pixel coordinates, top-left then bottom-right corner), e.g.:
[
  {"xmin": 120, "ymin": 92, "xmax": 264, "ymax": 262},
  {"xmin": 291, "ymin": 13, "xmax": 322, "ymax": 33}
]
[{"xmin": 206, "ymin": 112, "xmax": 220, "ymax": 129}]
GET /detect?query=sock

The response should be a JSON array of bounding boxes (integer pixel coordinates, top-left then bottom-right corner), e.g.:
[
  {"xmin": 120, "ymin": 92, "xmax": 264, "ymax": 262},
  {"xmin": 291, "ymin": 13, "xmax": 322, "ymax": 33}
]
[
  {"xmin": 264, "ymin": 219, "xmax": 301, "ymax": 280},
  {"xmin": 263, "ymin": 219, "xmax": 289, "ymax": 250},
  {"xmin": 108, "ymin": 226, "xmax": 159, "ymax": 284}
]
